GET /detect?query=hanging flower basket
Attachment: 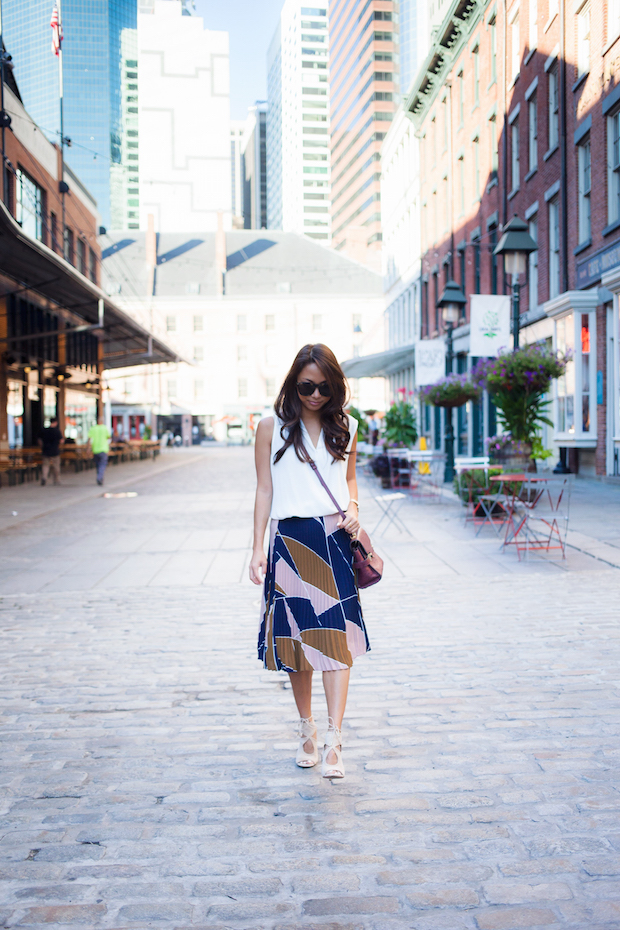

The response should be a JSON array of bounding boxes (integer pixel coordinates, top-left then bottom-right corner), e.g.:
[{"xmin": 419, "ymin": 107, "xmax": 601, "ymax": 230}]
[{"xmin": 420, "ymin": 373, "xmax": 481, "ymax": 409}]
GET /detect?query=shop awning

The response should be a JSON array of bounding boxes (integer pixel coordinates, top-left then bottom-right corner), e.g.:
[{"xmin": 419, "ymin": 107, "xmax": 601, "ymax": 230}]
[
  {"xmin": 0, "ymin": 200, "xmax": 179, "ymax": 369},
  {"xmin": 341, "ymin": 344, "xmax": 415, "ymax": 379}
]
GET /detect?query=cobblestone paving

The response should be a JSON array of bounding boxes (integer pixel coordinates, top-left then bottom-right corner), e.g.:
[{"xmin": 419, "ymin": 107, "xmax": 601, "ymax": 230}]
[{"xmin": 1, "ymin": 449, "xmax": 620, "ymax": 929}]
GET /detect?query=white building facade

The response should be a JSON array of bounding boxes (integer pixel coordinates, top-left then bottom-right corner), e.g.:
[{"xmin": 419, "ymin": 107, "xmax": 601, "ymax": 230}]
[
  {"xmin": 137, "ymin": 0, "xmax": 232, "ymax": 233},
  {"xmin": 266, "ymin": 0, "xmax": 331, "ymax": 242},
  {"xmin": 230, "ymin": 121, "xmax": 245, "ymax": 228}
]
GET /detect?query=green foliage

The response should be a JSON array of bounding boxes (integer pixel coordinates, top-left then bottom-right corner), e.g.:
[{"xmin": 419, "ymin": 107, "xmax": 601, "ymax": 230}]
[
  {"xmin": 144, "ymin": 425, "xmax": 152, "ymax": 440},
  {"xmin": 453, "ymin": 467, "xmax": 503, "ymax": 503},
  {"xmin": 474, "ymin": 345, "xmax": 568, "ymax": 442},
  {"xmin": 384, "ymin": 398, "xmax": 418, "ymax": 448},
  {"xmin": 347, "ymin": 405, "xmax": 369, "ymax": 441},
  {"xmin": 531, "ymin": 436, "xmax": 553, "ymax": 461}
]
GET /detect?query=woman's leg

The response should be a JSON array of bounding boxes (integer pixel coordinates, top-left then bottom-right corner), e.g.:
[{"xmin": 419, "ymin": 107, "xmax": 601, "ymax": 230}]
[
  {"xmin": 322, "ymin": 668, "xmax": 350, "ymax": 764},
  {"xmin": 288, "ymin": 670, "xmax": 314, "ymax": 751}
]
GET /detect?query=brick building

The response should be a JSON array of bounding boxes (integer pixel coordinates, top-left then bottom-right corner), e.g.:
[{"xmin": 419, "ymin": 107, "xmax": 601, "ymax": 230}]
[
  {"xmin": 0, "ymin": 69, "xmax": 176, "ymax": 450},
  {"xmin": 408, "ymin": 0, "xmax": 620, "ymax": 476}
]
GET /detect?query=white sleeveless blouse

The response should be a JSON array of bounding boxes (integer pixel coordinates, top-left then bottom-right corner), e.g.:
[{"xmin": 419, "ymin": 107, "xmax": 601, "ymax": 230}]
[{"xmin": 268, "ymin": 414, "xmax": 357, "ymax": 520}]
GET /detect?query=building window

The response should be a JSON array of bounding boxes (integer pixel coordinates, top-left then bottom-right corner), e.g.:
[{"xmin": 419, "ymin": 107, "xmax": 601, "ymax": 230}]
[
  {"xmin": 89, "ymin": 248, "xmax": 97, "ymax": 283},
  {"xmin": 193, "ymin": 345, "xmax": 204, "ymax": 362},
  {"xmin": 608, "ymin": 111, "xmax": 620, "ymax": 224},
  {"xmin": 473, "ymin": 236, "xmax": 481, "ymax": 294},
  {"xmin": 76, "ymin": 238, "xmax": 86, "ymax": 276},
  {"xmin": 511, "ymin": 120, "xmax": 520, "ymax": 192},
  {"xmin": 238, "ymin": 344, "xmax": 247, "ymax": 362},
  {"xmin": 576, "ymin": 2, "xmax": 590, "ymax": 81},
  {"xmin": 237, "ymin": 314, "xmax": 247, "ymax": 331},
  {"xmin": 548, "ymin": 197, "xmax": 560, "ymax": 299},
  {"xmin": 458, "ymin": 155, "xmax": 465, "ymax": 214},
  {"xmin": 578, "ymin": 138, "xmax": 591, "ymax": 243},
  {"xmin": 265, "ymin": 314, "xmax": 275, "ymax": 331},
  {"xmin": 528, "ymin": 216, "xmax": 538, "ymax": 311},
  {"xmin": 472, "ymin": 45, "xmax": 480, "ymax": 106},
  {"xmin": 50, "ymin": 212, "xmax": 58, "ymax": 252},
  {"xmin": 529, "ymin": 0, "xmax": 537, "ymax": 50},
  {"xmin": 611, "ymin": 0, "xmax": 620, "ymax": 41},
  {"xmin": 528, "ymin": 97, "xmax": 538, "ymax": 171},
  {"xmin": 312, "ymin": 313, "xmax": 322, "ymax": 331},
  {"xmin": 352, "ymin": 313, "xmax": 362, "ymax": 332},
  {"xmin": 511, "ymin": 11, "xmax": 520, "ymax": 82},
  {"xmin": 458, "ymin": 71, "xmax": 464, "ymax": 124},
  {"xmin": 167, "ymin": 379, "xmax": 177, "ymax": 398},
  {"xmin": 555, "ymin": 311, "xmax": 595, "ymax": 437},
  {"xmin": 458, "ymin": 245, "xmax": 466, "ymax": 294},
  {"xmin": 489, "ymin": 115, "xmax": 498, "ymax": 178},
  {"xmin": 194, "ymin": 380, "xmax": 204, "ymax": 399},
  {"xmin": 238, "ymin": 378, "xmax": 248, "ymax": 399},
  {"xmin": 266, "ymin": 378, "xmax": 276, "ymax": 397},
  {"xmin": 15, "ymin": 168, "xmax": 43, "ymax": 241},
  {"xmin": 166, "ymin": 315, "xmax": 176, "ymax": 333},
  {"xmin": 64, "ymin": 227, "xmax": 74, "ymax": 265},
  {"xmin": 473, "ymin": 136, "xmax": 480, "ymax": 201},
  {"xmin": 193, "ymin": 315, "xmax": 203, "ymax": 332},
  {"xmin": 548, "ymin": 66, "xmax": 559, "ymax": 151},
  {"xmin": 490, "ymin": 16, "xmax": 497, "ymax": 83}
]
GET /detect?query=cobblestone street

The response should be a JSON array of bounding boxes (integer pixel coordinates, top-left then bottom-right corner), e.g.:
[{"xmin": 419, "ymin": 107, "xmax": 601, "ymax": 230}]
[{"xmin": 1, "ymin": 447, "xmax": 620, "ymax": 929}]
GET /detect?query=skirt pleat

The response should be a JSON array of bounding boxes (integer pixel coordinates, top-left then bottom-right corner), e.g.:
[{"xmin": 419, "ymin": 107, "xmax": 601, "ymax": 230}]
[{"xmin": 258, "ymin": 514, "xmax": 370, "ymax": 672}]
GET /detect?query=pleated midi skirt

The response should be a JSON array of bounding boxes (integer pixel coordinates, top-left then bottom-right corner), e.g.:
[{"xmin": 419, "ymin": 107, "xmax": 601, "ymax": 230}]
[{"xmin": 258, "ymin": 514, "xmax": 370, "ymax": 672}]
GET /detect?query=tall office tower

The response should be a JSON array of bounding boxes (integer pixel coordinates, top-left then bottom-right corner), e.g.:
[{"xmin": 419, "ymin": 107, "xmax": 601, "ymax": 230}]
[
  {"xmin": 138, "ymin": 0, "xmax": 231, "ymax": 232},
  {"xmin": 329, "ymin": 0, "xmax": 399, "ymax": 269},
  {"xmin": 2, "ymin": 0, "xmax": 138, "ymax": 229},
  {"xmin": 266, "ymin": 1, "xmax": 331, "ymax": 242},
  {"xmin": 399, "ymin": 0, "xmax": 418, "ymax": 95},
  {"xmin": 242, "ymin": 102, "xmax": 268, "ymax": 230},
  {"xmin": 231, "ymin": 121, "xmax": 245, "ymax": 228}
]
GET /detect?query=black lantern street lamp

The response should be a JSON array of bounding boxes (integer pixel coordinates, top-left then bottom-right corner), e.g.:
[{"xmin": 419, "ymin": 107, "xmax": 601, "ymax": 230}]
[
  {"xmin": 437, "ymin": 279, "xmax": 467, "ymax": 483},
  {"xmin": 493, "ymin": 215, "xmax": 538, "ymax": 349}
]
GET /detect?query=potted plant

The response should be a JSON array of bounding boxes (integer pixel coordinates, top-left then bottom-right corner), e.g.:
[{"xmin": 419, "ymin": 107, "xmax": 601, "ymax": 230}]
[
  {"xmin": 420, "ymin": 372, "xmax": 481, "ymax": 408},
  {"xmin": 346, "ymin": 405, "xmax": 369, "ymax": 442},
  {"xmin": 474, "ymin": 345, "xmax": 568, "ymax": 472},
  {"xmin": 383, "ymin": 389, "xmax": 418, "ymax": 448}
]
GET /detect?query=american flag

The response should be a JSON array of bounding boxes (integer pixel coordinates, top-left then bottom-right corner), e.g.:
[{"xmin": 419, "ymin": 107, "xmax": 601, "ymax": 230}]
[{"xmin": 50, "ymin": 5, "xmax": 62, "ymax": 56}]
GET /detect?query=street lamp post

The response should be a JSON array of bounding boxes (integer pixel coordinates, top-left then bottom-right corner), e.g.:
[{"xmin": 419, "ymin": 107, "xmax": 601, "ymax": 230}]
[
  {"xmin": 437, "ymin": 280, "xmax": 467, "ymax": 483},
  {"xmin": 493, "ymin": 215, "xmax": 538, "ymax": 349}
]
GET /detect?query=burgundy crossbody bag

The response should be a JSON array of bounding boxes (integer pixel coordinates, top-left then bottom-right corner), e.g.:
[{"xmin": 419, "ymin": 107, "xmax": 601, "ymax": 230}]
[{"xmin": 306, "ymin": 456, "xmax": 383, "ymax": 588}]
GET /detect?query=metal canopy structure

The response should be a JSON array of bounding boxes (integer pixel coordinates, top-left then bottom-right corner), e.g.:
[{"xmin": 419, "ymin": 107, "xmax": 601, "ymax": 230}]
[
  {"xmin": 340, "ymin": 344, "xmax": 416, "ymax": 379},
  {"xmin": 0, "ymin": 201, "xmax": 178, "ymax": 369}
]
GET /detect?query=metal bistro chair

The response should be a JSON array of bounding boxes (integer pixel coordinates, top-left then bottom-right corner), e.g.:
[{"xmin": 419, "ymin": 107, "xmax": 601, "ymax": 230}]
[
  {"xmin": 517, "ymin": 475, "xmax": 573, "ymax": 561},
  {"xmin": 371, "ymin": 490, "xmax": 412, "ymax": 536},
  {"xmin": 454, "ymin": 457, "xmax": 491, "ymax": 524}
]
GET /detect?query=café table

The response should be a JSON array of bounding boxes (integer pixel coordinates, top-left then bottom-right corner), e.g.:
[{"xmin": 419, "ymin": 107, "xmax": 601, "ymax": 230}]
[{"xmin": 489, "ymin": 473, "xmax": 571, "ymax": 559}]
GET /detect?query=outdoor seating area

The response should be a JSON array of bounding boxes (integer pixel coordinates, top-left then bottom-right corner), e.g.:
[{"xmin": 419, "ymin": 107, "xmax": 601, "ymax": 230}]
[
  {"xmin": 0, "ymin": 440, "xmax": 161, "ymax": 487},
  {"xmin": 359, "ymin": 450, "xmax": 573, "ymax": 561}
]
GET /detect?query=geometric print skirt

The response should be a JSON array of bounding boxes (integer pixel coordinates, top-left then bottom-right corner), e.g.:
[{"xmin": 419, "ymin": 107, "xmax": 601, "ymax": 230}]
[{"xmin": 258, "ymin": 513, "xmax": 370, "ymax": 672}]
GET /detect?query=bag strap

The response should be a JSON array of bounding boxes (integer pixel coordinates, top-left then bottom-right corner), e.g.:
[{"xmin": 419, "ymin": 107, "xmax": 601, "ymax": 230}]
[{"xmin": 304, "ymin": 450, "xmax": 347, "ymax": 521}]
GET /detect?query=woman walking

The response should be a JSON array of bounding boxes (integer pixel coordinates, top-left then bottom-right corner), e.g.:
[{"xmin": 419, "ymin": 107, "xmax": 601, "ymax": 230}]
[{"xmin": 250, "ymin": 344, "xmax": 370, "ymax": 779}]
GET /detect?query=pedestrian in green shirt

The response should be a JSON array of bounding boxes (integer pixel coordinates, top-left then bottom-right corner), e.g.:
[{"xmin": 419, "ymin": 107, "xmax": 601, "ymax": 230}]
[{"xmin": 88, "ymin": 417, "xmax": 111, "ymax": 486}]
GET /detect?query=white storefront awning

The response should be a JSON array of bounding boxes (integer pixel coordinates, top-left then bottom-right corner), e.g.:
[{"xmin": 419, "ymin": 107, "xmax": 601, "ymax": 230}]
[{"xmin": 341, "ymin": 344, "xmax": 415, "ymax": 379}]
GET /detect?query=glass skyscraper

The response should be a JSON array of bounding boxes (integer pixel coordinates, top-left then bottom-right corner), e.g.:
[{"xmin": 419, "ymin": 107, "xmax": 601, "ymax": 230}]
[{"xmin": 2, "ymin": 0, "xmax": 138, "ymax": 228}]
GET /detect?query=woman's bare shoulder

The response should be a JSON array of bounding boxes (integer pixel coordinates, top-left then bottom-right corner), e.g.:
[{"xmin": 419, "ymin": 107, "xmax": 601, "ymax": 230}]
[{"xmin": 256, "ymin": 416, "xmax": 275, "ymax": 441}]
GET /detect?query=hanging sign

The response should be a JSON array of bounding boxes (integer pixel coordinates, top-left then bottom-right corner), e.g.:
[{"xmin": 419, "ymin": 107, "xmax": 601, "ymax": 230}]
[
  {"xmin": 468, "ymin": 295, "xmax": 511, "ymax": 357},
  {"xmin": 415, "ymin": 337, "xmax": 446, "ymax": 386}
]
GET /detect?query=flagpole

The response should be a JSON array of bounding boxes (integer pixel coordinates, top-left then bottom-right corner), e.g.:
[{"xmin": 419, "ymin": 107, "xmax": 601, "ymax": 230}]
[{"xmin": 57, "ymin": 0, "xmax": 65, "ymax": 251}]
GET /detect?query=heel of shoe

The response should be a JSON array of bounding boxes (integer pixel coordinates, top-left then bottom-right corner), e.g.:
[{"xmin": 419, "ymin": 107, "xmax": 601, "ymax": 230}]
[
  {"xmin": 321, "ymin": 717, "xmax": 344, "ymax": 779},
  {"xmin": 296, "ymin": 715, "xmax": 319, "ymax": 768}
]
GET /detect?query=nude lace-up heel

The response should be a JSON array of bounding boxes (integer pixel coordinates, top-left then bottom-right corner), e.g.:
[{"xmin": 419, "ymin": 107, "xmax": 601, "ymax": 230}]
[
  {"xmin": 321, "ymin": 717, "xmax": 345, "ymax": 779},
  {"xmin": 296, "ymin": 715, "xmax": 319, "ymax": 767}
]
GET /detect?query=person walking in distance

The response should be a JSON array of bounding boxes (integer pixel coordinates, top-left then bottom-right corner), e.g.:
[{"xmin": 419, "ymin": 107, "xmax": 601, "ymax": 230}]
[
  {"xmin": 38, "ymin": 416, "xmax": 64, "ymax": 486},
  {"xmin": 250, "ymin": 344, "xmax": 369, "ymax": 779},
  {"xmin": 88, "ymin": 415, "xmax": 111, "ymax": 486}
]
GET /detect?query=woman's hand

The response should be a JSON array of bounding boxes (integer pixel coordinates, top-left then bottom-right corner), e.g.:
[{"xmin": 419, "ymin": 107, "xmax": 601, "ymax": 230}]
[
  {"xmin": 337, "ymin": 503, "xmax": 360, "ymax": 537},
  {"xmin": 249, "ymin": 549, "xmax": 268, "ymax": 585}
]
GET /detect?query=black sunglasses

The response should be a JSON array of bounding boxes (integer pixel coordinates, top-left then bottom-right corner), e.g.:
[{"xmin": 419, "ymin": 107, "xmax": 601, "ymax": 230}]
[{"xmin": 297, "ymin": 380, "xmax": 331, "ymax": 397}]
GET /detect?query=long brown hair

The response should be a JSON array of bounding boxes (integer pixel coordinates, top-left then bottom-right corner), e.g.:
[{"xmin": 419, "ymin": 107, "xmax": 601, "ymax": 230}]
[{"xmin": 273, "ymin": 344, "xmax": 350, "ymax": 464}]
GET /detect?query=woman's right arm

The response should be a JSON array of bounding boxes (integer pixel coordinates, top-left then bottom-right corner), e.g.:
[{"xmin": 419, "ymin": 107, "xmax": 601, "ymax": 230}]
[{"xmin": 249, "ymin": 417, "xmax": 274, "ymax": 585}]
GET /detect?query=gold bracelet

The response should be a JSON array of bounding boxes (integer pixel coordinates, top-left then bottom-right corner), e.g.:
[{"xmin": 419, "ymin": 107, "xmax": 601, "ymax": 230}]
[{"xmin": 349, "ymin": 499, "xmax": 359, "ymax": 511}]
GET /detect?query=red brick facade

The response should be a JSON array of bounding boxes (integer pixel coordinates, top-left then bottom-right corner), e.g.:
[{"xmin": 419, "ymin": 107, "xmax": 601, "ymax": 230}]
[{"xmin": 409, "ymin": 0, "xmax": 620, "ymax": 475}]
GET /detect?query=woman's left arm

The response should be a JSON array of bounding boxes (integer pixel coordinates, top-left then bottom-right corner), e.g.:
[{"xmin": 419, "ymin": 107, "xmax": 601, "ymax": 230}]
[{"xmin": 338, "ymin": 433, "xmax": 360, "ymax": 536}]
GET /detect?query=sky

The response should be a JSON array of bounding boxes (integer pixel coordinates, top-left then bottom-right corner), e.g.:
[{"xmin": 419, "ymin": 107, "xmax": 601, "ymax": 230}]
[{"xmin": 194, "ymin": 0, "xmax": 285, "ymax": 121}]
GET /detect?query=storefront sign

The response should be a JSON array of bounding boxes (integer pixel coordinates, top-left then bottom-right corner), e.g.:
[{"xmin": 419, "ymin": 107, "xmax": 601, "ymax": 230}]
[
  {"xmin": 576, "ymin": 238, "xmax": 620, "ymax": 288},
  {"xmin": 469, "ymin": 294, "xmax": 511, "ymax": 357},
  {"xmin": 415, "ymin": 337, "xmax": 446, "ymax": 386}
]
